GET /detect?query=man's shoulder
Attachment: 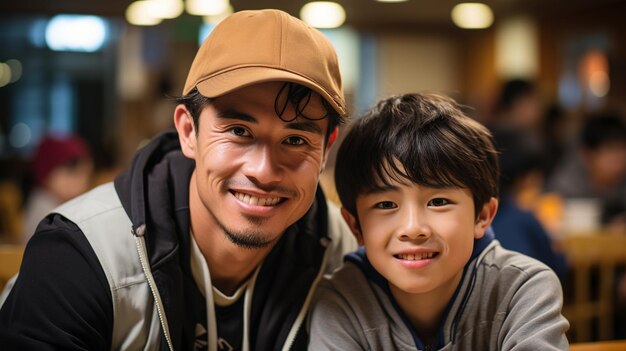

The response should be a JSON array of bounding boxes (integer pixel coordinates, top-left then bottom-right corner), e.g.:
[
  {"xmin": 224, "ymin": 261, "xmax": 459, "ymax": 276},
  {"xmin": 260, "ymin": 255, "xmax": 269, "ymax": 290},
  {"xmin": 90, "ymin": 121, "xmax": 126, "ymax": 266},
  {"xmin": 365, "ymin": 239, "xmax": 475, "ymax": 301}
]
[{"xmin": 53, "ymin": 182, "xmax": 124, "ymax": 224}]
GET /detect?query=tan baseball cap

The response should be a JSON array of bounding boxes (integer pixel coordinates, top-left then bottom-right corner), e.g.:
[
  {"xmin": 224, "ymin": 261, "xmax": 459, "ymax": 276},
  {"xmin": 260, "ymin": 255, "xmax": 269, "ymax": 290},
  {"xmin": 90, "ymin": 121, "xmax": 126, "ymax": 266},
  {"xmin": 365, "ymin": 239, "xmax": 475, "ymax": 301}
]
[{"xmin": 183, "ymin": 9, "xmax": 346, "ymax": 117}]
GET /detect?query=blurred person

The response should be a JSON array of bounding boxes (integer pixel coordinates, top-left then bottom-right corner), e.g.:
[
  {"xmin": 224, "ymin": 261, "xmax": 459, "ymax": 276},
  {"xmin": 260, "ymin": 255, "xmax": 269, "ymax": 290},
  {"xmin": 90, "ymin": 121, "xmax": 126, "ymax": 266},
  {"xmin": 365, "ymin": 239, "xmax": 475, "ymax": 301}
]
[
  {"xmin": 545, "ymin": 112, "xmax": 626, "ymax": 231},
  {"xmin": 542, "ymin": 103, "xmax": 570, "ymax": 178},
  {"xmin": 22, "ymin": 134, "xmax": 93, "ymax": 242},
  {"xmin": 491, "ymin": 129, "xmax": 568, "ymax": 282},
  {"xmin": 0, "ymin": 9, "xmax": 356, "ymax": 350},
  {"xmin": 490, "ymin": 79, "xmax": 544, "ymax": 139}
]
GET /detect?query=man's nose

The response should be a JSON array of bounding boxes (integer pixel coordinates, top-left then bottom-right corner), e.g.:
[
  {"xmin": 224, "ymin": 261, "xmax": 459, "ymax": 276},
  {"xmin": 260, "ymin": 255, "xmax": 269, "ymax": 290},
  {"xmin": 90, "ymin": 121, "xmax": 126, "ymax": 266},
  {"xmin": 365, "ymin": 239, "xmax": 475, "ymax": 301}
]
[{"xmin": 242, "ymin": 145, "xmax": 284, "ymax": 186}]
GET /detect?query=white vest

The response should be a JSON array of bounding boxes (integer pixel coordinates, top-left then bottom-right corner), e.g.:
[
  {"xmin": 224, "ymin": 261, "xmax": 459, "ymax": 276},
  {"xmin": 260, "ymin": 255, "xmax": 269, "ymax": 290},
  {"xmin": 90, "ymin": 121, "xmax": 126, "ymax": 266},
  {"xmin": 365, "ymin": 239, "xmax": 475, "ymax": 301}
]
[{"xmin": 54, "ymin": 183, "xmax": 165, "ymax": 350}]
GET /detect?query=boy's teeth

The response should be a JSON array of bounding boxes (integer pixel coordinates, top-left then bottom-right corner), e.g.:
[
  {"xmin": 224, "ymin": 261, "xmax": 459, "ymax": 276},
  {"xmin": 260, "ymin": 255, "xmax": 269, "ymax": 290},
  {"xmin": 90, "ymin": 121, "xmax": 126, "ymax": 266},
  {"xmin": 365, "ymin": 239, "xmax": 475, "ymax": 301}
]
[
  {"xmin": 398, "ymin": 252, "xmax": 434, "ymax": 260},
  {"xmin": 235, "ymin": 192, "xmax": 281, "ymax": 206}
]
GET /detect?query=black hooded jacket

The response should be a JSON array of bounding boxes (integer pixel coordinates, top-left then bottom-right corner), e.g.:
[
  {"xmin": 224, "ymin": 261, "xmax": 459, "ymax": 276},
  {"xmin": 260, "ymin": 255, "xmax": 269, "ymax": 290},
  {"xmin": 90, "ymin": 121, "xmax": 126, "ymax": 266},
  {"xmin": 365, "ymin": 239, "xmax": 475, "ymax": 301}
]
[{"xmin": 0, "ymin": 131, "xmax": 348, "ymax": 350}]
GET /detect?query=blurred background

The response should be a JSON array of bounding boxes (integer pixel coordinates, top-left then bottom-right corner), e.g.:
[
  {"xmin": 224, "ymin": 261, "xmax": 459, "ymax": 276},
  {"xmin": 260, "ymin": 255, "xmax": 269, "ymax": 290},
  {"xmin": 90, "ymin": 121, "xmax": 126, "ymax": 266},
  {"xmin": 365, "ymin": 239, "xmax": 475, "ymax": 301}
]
[{"xmin": 1, "ymin": 0, "xmax": 626, "ymax": 344}]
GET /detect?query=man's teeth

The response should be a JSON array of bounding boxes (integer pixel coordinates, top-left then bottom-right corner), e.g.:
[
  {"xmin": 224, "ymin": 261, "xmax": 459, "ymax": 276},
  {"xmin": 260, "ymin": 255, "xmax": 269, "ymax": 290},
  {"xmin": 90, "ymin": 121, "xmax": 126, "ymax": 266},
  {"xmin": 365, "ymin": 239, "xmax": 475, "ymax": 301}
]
[
  {"xmin": 397, "ymin": 253, "xmax": 435, "ymax": 260},
  {"xmin": 235, "ymin": 192, "xmax": 281, "ymax": 206}
]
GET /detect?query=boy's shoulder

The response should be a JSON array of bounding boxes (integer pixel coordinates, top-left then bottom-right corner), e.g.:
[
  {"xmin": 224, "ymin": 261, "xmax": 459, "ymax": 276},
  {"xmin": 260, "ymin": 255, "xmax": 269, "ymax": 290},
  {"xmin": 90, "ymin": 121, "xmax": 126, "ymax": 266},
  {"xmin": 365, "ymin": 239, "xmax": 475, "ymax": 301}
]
[
  {"xmin": 319, "ymin": 260, "xmax": 370, "ymax": 294},
  {"xmin": 467, "ymin": 241, "xmax": 561, "ymax": 302},
  {"xmin": 480, "ymin": 240, "xmax": 555, "ymax": 276}
]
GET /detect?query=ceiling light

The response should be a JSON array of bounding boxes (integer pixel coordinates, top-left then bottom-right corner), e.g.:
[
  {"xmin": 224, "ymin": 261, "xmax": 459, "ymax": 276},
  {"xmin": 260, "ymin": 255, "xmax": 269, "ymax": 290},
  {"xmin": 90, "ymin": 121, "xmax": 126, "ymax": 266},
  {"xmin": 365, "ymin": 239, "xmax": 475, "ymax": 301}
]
[
  {"xmin": 0, "ymin": 63, "xmax": 11, "ymax": 88},
  {"xmin": 451, "ymin": 3, "xmax": 494, "ymax": 29},
  {"xmin": 300, "ymin": 2, "xmax": 346, "ymax": 29},
  {"xmin": 45, "ymin": 15, "xmax": 108, "ymax": 51},
  {"xmin": 375, "ymin": 0, "xmax": 409, "ymax": 2},
  {"xmin": 126, "ymin": 1, "xmax": 163, "ymax": 26},
  {"xmin": 186, "ymin": 0, "xmax": 229, "ymax": 16},
  {"xmin": 203, "ymin": 4, "xmax": 234, "ymax": 24},
  {"xmin": 149, "ymin": 0, "xmax": 184, "ymax": 19}
]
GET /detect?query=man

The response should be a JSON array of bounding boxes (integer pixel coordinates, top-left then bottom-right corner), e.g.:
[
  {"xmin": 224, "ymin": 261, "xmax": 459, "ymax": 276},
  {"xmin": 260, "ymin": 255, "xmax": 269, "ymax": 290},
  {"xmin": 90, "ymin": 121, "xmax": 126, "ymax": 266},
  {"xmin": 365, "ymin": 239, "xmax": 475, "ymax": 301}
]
[{"xmin": 0, "ymin": 9, "xmax": 356, "ymax": 350}]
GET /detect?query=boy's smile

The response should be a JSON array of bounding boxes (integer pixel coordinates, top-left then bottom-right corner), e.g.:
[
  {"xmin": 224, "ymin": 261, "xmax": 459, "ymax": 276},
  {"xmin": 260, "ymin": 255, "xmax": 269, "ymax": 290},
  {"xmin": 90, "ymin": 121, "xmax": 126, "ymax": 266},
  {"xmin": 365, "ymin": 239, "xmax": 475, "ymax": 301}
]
[{"xmin": 394, "ymin": 249, "xmax": 439, "ymax": 268}]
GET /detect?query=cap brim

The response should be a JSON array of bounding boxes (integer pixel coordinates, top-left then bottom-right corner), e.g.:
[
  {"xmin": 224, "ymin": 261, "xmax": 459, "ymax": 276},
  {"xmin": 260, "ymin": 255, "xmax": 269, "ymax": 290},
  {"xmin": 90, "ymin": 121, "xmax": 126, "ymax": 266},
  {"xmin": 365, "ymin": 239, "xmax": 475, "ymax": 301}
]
[{"xmin": 194, "ymin": 67, "xmax": 346, "ymax": 117}]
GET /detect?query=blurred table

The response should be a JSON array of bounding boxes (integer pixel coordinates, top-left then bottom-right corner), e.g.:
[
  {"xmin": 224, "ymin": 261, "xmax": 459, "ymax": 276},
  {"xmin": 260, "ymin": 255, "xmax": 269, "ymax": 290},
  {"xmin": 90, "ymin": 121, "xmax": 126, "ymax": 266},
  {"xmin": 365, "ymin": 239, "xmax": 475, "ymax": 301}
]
[{"xmin": 570, "ymin": 339, "xmax": 626, "ymax": 351}]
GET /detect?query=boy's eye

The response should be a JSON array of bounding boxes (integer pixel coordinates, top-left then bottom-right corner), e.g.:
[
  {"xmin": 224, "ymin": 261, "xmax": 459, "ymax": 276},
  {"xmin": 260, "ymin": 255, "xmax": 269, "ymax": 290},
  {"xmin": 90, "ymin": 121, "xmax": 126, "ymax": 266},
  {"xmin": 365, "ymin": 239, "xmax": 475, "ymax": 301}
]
[
  {"xmin": 375, "ymin": 201, "xmax": 397, "ymax": 209},
  {"xmin": 284, "ymin": 136, "xmax": 306, "ymax": 146},
  {"xmin": 428, "ymin": 198, "xmax": 449, "ymax": 207},
  {"xmin": 230, "ymin": 126, "xmax": 251, "ymax": 137}
]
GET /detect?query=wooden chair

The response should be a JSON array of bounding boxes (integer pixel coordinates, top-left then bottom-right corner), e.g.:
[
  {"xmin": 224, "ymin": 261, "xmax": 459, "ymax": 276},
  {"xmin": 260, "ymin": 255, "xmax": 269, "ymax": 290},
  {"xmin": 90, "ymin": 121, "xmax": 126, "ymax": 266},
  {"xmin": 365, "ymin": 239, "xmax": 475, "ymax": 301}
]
[
  {"xmin": 0, "ymin": 244, "xmax": 24, "ymax": 292},
  {"xmin": 0, "ymin": 181, "xmax": 24, "ymax": 244},
  {"xmin": 560, "ymin": 233, "xmax": 626, "ymax": 342}
]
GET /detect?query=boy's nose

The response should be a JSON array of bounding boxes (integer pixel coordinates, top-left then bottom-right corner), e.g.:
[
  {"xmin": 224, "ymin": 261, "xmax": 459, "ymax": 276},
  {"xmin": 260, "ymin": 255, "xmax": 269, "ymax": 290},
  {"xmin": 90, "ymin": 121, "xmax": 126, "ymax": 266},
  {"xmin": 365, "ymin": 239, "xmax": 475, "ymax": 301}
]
[{"xmin": 396, "ymin": 208, "xmax": 431, "ymax": 240}]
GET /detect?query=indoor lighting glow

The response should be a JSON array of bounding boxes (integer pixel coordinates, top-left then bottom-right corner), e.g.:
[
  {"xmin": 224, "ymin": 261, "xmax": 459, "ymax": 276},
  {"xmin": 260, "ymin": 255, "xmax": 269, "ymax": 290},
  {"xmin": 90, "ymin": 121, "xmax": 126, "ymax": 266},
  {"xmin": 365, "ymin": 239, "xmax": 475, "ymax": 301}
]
[
  {"xmin": 203, "ymin": 4, "xmax": 233, "ymax": 24},
  {"xmin": 451, "ymin": 3, "xmax": 494, "ymax": 29},
  {"xmin": 9, "ymin": 123, "xmax": 32, "ymax": 149},
  {"xmin": 45, "ymin": 15, "xmax": 108, "ymax": 52},
  {"xmin": 7, "ymin": 59, "xmax": 22, "ymax": 83},
  {"xmin": 375, "ymin": 0, "xmax": 409, "ymax": 2},
  {"xmin": 186, "ymin": 0, "xmax": 229, "ymax": 16},
  {"xmin": 300, "ymin": 2, "xmax": 346, "ymax": 29},
  {"xmin": 126, "ymin": 1, "xmax": 163, "ymax": 26},
  {"xmin": 589, "ymin": 71, "xmax": 610, "ymax": 97},
  {"xmin": 0, "ymin": 63, "xmax": 11, "ymax": 88},
  {"xmin": 149, "ymin": 0, "xmax": 184, "ymax": 19}
]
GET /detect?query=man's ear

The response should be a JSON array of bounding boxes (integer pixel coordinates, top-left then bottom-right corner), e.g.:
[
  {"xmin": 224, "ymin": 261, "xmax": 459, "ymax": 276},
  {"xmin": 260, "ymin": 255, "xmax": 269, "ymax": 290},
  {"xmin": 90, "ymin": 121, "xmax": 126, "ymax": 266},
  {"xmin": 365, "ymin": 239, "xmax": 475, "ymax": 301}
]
[
  {"xmin": 174, "ymin": 104, "xmax": 197, "ymax": 159},
  {"xmin": 474, "ymin": 197, "xmax": 498, "ymax": 239},
  {"xmin": 341, "ymin": 207, "xmax": 364, "ymax": 246},
  {"xmin": 320, "ymin": 127, "xmax": 339, "ymax": 172}
]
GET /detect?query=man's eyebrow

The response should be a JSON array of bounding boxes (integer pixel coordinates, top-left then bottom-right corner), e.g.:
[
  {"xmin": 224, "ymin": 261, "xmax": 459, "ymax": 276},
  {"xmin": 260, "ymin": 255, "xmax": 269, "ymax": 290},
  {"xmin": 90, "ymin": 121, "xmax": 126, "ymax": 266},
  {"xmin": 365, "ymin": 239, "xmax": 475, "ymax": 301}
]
[
  {"xmin": 218, "ymin": 110, "xmax": 324, "ymax": 135},
  {"xmin": 217, "ymin": 110, "xmax": 257, "ymax": 123},
  {"xmin": 285, "ymin": 120, "xmax": 323, "ymax": 135}
]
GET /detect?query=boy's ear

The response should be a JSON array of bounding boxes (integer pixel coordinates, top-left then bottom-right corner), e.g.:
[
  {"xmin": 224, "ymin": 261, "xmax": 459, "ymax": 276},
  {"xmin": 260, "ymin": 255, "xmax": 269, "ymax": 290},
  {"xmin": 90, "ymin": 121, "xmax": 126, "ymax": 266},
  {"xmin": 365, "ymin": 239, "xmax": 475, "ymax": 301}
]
[
  {"xmin": 340, "ymin": 207, "xmax": 364, "ymax": 246},
  {"xmin": 474, "ymin": 197, "xmax": 498, "ymax": 239},
  {"xmin": 174, "ymin": 104, "xmax": 197, "ymax": 159}
]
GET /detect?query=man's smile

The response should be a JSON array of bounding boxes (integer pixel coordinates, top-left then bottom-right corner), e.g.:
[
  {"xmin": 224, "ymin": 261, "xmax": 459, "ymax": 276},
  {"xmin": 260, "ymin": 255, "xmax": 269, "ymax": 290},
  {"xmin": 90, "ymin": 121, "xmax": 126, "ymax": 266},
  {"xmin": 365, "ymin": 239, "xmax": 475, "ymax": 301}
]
[{"xmin": 232, "ymin": 190, "xmax": 285, "ymax": 206}]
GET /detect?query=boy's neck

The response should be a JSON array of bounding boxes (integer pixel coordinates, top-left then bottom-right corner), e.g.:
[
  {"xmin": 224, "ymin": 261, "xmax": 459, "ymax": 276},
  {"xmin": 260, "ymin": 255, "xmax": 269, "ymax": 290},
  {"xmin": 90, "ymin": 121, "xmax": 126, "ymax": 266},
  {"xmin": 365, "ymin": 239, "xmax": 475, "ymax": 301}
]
[{"xmin": 389, "ymin": 270, "xmax": 464, "ymax": 346}]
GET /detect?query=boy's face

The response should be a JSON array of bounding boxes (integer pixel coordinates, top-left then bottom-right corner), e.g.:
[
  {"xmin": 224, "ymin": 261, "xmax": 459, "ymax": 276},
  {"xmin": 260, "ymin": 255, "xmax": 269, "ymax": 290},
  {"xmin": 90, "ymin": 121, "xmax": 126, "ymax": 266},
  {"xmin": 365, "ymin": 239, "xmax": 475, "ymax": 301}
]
[{"xmin": 342, "ymin": 176, "xmax": 496, "ymax": 298}]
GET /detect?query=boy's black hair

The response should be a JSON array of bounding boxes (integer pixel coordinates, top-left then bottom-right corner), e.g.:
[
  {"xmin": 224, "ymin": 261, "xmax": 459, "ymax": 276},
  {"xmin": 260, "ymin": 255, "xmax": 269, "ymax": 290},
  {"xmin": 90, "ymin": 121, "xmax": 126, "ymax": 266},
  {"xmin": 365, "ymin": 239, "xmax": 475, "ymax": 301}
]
[
  {"xmin": 335, "ymin": 93, "xmax": 499, "ymax": 219},
  {"xmin": 175, "ymin": 82, "xmax": 345, "ymax": 142}
]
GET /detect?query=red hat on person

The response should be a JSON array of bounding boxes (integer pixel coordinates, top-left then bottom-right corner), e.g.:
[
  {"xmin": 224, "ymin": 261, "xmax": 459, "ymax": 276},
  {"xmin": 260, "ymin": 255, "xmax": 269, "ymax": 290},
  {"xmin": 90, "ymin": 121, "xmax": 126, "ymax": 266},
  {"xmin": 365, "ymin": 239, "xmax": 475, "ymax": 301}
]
[{"xmin": 33, "ymin": 134, "xmax": 91, "ymax": 185}]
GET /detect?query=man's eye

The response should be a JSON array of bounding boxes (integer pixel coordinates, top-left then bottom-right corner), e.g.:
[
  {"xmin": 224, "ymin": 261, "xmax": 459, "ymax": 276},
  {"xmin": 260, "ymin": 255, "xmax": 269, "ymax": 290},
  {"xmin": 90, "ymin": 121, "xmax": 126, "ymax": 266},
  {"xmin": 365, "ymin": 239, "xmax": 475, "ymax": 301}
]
[
  {"xmin": 230, "ymin": 127, "xmax": 250, "ymax": 137},
  {"xmin": 428, "ymin": 198, "xmax": 449, "ymax": 207},
  {"xmin": 375, "ymin": 201, "xmax": 397, "ymax": 209},
  {"xmin": 284, "ymin": 136, "xmax": 306, "ymax": 146}
]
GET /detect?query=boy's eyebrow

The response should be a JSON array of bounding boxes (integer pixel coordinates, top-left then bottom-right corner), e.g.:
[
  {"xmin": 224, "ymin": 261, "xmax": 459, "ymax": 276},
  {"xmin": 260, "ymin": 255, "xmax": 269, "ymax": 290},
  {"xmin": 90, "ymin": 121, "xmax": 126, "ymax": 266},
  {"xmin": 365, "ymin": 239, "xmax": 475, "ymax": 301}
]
[
  {"xmin": 363, "ymin": 184, "xmax": 399, "ymax": 195},
  {"xmin": 217, "ymin": 110, "xmax": 323, "ymax": 135}
]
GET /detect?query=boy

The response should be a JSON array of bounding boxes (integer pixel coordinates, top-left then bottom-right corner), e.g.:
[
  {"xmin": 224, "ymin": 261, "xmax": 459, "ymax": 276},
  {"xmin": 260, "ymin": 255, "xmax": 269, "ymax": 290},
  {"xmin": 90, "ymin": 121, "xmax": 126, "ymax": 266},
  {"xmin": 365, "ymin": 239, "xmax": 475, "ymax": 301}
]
[{"xmin": 308, "ymin": 93, "xmax": 569, "ymax": 350}]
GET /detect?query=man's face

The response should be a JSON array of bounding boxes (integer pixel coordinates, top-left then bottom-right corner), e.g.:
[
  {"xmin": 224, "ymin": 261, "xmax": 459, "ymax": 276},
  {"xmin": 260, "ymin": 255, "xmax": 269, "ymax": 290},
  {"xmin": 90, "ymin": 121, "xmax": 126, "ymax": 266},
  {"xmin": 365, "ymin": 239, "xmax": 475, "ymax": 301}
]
[{"xmin": 183, "ymin": 82, "xmax": 332, "ymax": 248}]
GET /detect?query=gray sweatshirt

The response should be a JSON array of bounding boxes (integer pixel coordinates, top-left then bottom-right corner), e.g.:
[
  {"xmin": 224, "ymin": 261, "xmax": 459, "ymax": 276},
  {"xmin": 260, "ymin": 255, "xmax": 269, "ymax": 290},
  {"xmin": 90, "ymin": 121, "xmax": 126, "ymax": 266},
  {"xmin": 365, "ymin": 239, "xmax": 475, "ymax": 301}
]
[{"xmin": 308, "ymin": 237, "xmax": 569, "ymax": 350}]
